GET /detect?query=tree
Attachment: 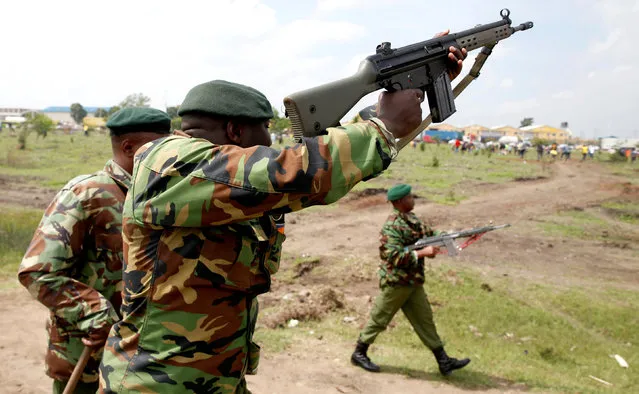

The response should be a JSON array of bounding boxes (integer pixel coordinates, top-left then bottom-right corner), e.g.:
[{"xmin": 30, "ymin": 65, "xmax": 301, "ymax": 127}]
[
  {"xmin": 167, "ymin": 106, "xmax": 180, "ymax": 119},
  {"xmin": 171, "ymin": 117, "xmax": 182, "ymax": 131},
  {"xmin": 94, "ymin": 108, "xmax": 109, "ymax": 118},
  {"xmin": 18, "ymin": 113, "xmax": 55, "ymax": 148},
  {"xmin": 519, "ymin": 117, "xmax": 534, "ymax": 127},
  {"xmin": 270, "ymin": 107, "xmax": 291, "ymax": 132},
  {"xmin": 107, "ymin": 105, "xmax": 121, "ymax": 117},
  {"xmin": 119, "ymin": 93, "xmax": 151, "ymax": 108},
  {"xmin": 29, "ymin": 113, "xmax": 55, "ymax": 138},
  {"xmin": 70, "ymin": 103, "xmax": 88, "ymax": 124}
]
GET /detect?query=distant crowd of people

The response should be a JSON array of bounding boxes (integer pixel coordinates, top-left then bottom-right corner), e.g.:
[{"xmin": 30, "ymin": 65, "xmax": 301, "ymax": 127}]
[{"xmin": 406, "ymin": 136, "xmax": 638, "ymax": 165}]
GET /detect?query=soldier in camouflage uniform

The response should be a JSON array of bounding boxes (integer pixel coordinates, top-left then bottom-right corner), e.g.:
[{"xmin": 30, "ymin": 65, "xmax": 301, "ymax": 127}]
[
  {"xmin": 96, "ymin": 82, "xmax": 434, "ymax": 394},
  {"xmin": 351, "ymin": 184, "xmax": 471, "ymax": 376},
  {"xmin": 18, "ymin": 108, "xmax": 172, "ymax": 394},
  {"xmin": 98, "ymin": 44, "xmax": 465, "ymax": 394}
]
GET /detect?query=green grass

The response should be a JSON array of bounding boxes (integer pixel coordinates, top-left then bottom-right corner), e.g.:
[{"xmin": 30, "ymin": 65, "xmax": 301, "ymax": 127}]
[
  {"xmin": 602, "ymin": 201, "xmax": 639, "ymax": 225},
  {"xmin": 595, "ymin": 152, "xmax": 639, "ymax": 183},
  {"xmin": 538, "ymin": 208, "xmax": 637, "ymax": 242},
  {"xmin": 0, "ymin": 132, "xmax": 111, "ymax": 188},
  {"xmin": 351, "ymin": 145, "xmax": 546, "ymax": 204},
  {"xmin": 0, "ymin": 206, "xmax": 43, "ymax": 283},
  {"xmin": 1, "ymin": 132, "xmax": 547, "ymax": 201},
  {"xmin": 252, "ymin": 327, "xmax": 293, "ymax": 354},
  {"xmin": 255, "ymin": 266, "xmax": 639, "ymax": 392}
]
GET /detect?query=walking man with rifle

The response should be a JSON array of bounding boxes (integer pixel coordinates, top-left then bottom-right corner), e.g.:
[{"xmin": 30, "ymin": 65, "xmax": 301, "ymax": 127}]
[{"xmin": 351, "ymin": 183, "xmax": 470, "ymax": 376}]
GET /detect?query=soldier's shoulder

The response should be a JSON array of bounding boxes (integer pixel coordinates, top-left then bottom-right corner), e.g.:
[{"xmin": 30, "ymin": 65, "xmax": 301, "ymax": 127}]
[
  {"xmin": 58, "ymin": 169, "xmax": 116, "ymax": 202},
  {"xmin": 382, "ymin": 213, "xmax": 405, "ymax": 228},
  {"xmin": 136, "ymin": 135, "xmax": 210, "ymax": 167},
  {"xmin": 61, "ymin": 174, "xmax": 94, "ymax": 191},
  {"xmin": 62, "ymin": 169, "xmax": 112, "ymax": 190}
]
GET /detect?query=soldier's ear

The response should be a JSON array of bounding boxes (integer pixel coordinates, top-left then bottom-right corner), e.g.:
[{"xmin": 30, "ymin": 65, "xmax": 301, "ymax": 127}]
[
  {"xmin": 120, "ymin": 138, "xmax": 136, "ymax": 158},
  {"xmin": 226, "ymin": 121, "xmax": 243, "ymax": 145}
]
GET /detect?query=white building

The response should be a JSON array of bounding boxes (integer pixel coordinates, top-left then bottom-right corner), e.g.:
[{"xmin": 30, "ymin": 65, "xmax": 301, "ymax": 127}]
[
  {"xmin": 42, "ymin": 106, "xmax": 110, "ymax": 125},
  {"xmin": 0, "ymin": 107, "xmax": 33, "ymax": 121},
  {"xmin": 600, "ymin": 137, "xmax": 639, "ymax": 150}
]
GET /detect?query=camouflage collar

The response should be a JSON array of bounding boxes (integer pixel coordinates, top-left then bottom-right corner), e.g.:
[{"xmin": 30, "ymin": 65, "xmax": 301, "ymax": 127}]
[
  {"xmin": 104, "ymin": 160, "xmax": 131, "ymax": 190},
  {"xmin": 393, "ymin": 208, "xmax": 418, "ymax": 223}
]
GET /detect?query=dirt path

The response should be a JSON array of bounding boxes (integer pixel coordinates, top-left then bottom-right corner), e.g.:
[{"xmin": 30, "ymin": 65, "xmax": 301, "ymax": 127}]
[
  {"xmin": 0, "ymin": 174, "xmax": 56, "ymax": 209},
  {"xmin": 0, "ymin": 160, "xmax": 635, "ymax": 393},
  {"xmin": 247, "ymin": 339, "xmax": 525, "ymax": 394}
]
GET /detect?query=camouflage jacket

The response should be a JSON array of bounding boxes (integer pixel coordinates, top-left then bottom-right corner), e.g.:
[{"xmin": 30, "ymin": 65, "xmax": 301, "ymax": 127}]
[
  {"xmin": 18, "ymin": 160, "xmax": 130, "ymax": 383},
  {"xmin": 378, "ymin": 209, "xmax": 436, "ymax": 288},
  {"xmin": 99, "ymin": 120, "xmax": 397, "ymax": 393}
]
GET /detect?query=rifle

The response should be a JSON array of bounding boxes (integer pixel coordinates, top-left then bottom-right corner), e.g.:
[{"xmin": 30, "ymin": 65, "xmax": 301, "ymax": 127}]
[
  {"xmin": 284, "ymin": 9, "xmax": 533, "ymax": 142},
  {"xmin": 406, "ymin": 224, "xmax": 510, "ymax": 256}
]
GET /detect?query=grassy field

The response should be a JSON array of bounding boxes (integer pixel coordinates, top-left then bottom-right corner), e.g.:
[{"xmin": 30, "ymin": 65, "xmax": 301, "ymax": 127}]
[
  {"xmin": 355, "ymin": 143, "xmax": 547, "ymax": 204},
  {"xmin": 0, "ymin": 132, "xmax": 110, "ymax": 188},
  {"xmin": 0, "ymin": 131, "xmax": 543, "ymax": 282},
  {"xmin": 0, "ymin": 207, "xmax": 42, "ymax": 284},
  {"xmin": 0, "ymin": 132, "xmax": 546, "ymax": 196},
  {"xmin": 1, "ymin": 130, "xmax": 638, "ymax": 392},
  {"xmin": 256, "ymin": 264, "xmax": 638, "ymax": 393}
]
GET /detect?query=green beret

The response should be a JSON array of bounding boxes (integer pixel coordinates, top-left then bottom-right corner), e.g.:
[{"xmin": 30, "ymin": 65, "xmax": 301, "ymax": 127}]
[
  {"xmin": 106, "ymin": 107, "xmax": 171, "ymax": 136},
  {"xmin": 178, "ymin": 80, "xmax": 273, "ymax": 120},
  {"xmin": 387, "ymin": 184, "xmax": 412, "ymax": 201}
]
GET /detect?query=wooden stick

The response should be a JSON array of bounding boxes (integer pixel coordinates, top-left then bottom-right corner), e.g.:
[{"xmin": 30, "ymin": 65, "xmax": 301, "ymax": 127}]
[
  {"xmin": 589, "ymin": 375, "xmax": 613, "ymax": 386},
  {"xmin": 63, "ymin": 346, "xmax": 93, "ymax": 394}
]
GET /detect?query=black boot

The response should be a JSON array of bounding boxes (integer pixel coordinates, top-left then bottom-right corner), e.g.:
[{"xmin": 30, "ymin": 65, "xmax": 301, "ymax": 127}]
[
  {"xmin": 433, "ymin": 347, "xmax": 470, "ymax": 376},
  {"xmin": 351, "ymin": 340, "xmax": 381, "ymax": 372}
]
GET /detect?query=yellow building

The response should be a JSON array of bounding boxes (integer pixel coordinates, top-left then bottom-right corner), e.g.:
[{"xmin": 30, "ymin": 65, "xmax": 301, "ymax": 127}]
[
  {"xmin": 491, "ymin": 125, "xmax": 521, "ymax": 137},
  {"xmin": 83, "ymin": 116, "xmax": 106, "ymax": 128},
  {"xmin": 426, "ymin": 123, "xmax": 461, "ymax": 131},
  {"xmin": 520, "ymin": 125, "xmax": 572, "ymax": 143},
  {"xmin": 423, "ymin": 122, "xmax": 574, "ymax": 143},
  {"xmin": 460, "ymin": 124, "xmax": 491, "ymax": 139}
]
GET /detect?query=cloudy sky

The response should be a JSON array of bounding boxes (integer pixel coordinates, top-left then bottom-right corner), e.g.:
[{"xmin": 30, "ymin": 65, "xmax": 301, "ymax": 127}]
[{"xmin": 2, "ymin": 0, "xmax": 638, "ymax": 138}]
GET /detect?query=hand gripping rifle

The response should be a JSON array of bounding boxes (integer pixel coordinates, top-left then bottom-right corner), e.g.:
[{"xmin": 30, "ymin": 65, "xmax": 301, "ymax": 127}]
[
  {"xmin": 283, "ymin": 9, "xmax": 533, "ymax": 148},
  {"xmin": 405, "ymin": 224, "xmax": 510, "ymax": 256}
]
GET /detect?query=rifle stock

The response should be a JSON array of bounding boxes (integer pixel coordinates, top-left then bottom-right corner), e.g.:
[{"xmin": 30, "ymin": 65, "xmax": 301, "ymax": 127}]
[{"xmin": 284, "ymin": 62, "xmax": 378, "ymax": 137}]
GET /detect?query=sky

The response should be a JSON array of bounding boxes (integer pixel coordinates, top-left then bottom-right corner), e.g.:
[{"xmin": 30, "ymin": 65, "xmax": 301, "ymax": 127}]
[{"xmin": 1, "ymin": 0, "xmax": 638, "ymax": 138}]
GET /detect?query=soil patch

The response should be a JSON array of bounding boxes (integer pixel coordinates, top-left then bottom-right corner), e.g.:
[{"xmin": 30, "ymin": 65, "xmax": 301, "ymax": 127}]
[
  {"xmin": 0, "ymin": 174, "xmax": 55, "ymax": 209},
  {"xmin": 261, "ymin": 287, "xmax": 346, "ymax": 329}
]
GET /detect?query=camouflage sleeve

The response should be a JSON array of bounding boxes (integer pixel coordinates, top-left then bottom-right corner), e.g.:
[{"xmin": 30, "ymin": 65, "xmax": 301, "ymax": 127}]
[
  {"xmin": 379, "ymin": 221, "xmax": 418, "ymax": 268},
  {"xmin": 17, "ymin": 187, "xmax": 119, "ymax": 333},
  {"xmin": 129, "ymin": 120, "xmax": 396, "ymax": 227}
]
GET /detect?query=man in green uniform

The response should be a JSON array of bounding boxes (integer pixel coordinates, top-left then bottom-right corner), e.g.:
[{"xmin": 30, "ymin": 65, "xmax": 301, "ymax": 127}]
[
  {"xmin": 99, "ymin": 42, "xmax": 464, "ymax": 394},
  {"xmin": 97, "ymin": 81, "xmax": 430, "ymax": 393},
  {"xmin": 351, "ymin": 184, "xmax": 470, "ymax": 376},
  {"xmin": 18, "ymin": 108, "xmax": 172, "ymax": 394}
]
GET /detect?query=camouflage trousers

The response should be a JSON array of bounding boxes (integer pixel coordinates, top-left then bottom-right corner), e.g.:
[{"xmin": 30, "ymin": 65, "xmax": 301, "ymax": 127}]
[{"xmin": 359, "ymin": 285, "xmax": 443, "ymax": 350}]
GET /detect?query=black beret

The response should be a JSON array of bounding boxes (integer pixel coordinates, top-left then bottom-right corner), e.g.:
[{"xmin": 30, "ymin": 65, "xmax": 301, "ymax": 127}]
[
  {"xmin": 178, "ymin": 80, "xmax": 273, "ymax": 120},
  {"xmin": 106, "ymin": 107, "xmax": 171, "ymax": 136}
]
